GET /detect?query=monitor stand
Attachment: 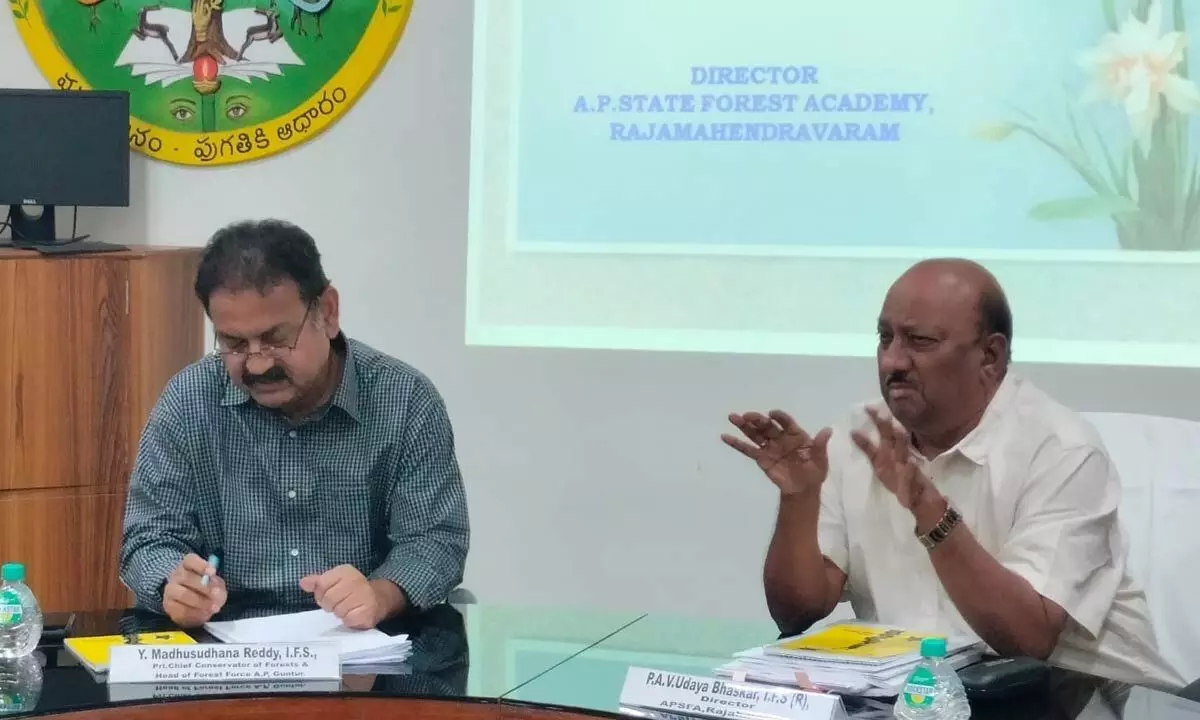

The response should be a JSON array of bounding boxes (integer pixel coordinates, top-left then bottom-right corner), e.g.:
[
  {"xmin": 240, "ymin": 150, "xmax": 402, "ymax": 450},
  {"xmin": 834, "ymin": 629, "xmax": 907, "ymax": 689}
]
[{"xmin": 8, "ymin": 204, "xmax": 128, "ymax": 254}]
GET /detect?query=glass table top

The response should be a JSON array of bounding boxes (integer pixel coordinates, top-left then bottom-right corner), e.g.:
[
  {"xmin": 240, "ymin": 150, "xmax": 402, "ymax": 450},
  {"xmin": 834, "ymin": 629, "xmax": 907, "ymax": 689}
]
[
  {"xmin": 26, "ymin": 602, "xmax": 646, "ymax": 715},
  {"xmin": 460, "ymin": 602, "xmax": 646, "ymax": 698},
  {"xmin": 502, "ymin": 611, "xmax": 1200, "ymax": 720},
  {"xmin": 11, "ymin": 603, "xmax": 1200, "ymax": 720},
  {"xmin": 503, "ymin": 612, "xmax": 780, "ymax": 712}
]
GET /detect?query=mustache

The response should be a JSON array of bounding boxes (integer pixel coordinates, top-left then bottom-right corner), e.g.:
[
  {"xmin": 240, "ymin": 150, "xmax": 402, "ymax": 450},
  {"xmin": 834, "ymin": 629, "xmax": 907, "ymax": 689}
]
[
  {"xmin": 885, "ymin": 373, "xmax": 916, "ymax": 388},
  {"xmin": 243, "ymin": 366, "xmax": 288, "ymax": 386}
]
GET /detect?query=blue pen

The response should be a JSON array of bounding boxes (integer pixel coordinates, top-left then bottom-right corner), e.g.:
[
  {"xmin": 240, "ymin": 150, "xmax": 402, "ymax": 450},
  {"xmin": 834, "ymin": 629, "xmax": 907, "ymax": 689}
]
[{"xmin": 200, "ymin": 554, "xmax": 220, "ymax": 587}]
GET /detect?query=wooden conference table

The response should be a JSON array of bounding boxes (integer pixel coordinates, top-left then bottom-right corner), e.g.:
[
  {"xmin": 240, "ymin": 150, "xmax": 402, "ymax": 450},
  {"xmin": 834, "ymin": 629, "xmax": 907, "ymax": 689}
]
[{"xmin": 6, "ymin": 601, "xmax": 1197, "ymax": 719}]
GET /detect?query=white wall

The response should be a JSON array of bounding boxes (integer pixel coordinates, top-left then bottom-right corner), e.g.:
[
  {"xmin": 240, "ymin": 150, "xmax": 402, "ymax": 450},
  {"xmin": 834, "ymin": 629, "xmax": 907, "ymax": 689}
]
[{"xmin": 4, "ymin": 1, "xmax": 1200, "ymax": 622}]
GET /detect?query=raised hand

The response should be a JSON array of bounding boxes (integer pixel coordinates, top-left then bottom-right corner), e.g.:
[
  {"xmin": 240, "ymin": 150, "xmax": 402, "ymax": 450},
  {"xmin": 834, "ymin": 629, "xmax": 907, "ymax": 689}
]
[
  {"xmin": 849, "ymin": 406, "xmax": 928, "ymax": 510},
  {"xmin": 722, "ymin": 409, "xmax": 832, "ymax": 497}
]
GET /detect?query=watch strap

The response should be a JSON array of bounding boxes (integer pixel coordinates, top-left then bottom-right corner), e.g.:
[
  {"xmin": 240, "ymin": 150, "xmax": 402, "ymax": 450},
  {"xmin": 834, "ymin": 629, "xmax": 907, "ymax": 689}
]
[{"xmin": 916, "ymin": 504, "xmax": 962, "ymax": 550}]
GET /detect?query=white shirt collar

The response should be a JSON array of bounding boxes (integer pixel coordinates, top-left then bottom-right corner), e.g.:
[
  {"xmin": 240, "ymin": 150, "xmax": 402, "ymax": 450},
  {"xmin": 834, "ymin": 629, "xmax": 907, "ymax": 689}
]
[{"xmin": 919, "ymin": 372, "xmax": 1018, "ymax": 466}]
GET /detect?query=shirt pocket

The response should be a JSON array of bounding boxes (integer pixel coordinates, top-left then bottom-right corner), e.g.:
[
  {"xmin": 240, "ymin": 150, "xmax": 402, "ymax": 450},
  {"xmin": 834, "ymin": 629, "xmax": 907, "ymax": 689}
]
[{"xmin": 312, "ymin": 450, "xmax": 385, "ymax": 565}]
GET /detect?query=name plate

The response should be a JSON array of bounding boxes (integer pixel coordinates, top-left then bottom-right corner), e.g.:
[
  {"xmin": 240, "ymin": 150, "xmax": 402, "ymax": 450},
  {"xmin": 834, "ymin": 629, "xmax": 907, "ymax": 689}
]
[
  {"xmin": 619, "ymin": 667, "xmax": 846, "ymax": 720},
  {"xmin": 108, "ymin": 643, "xmax": 341, "ymax": 684}
]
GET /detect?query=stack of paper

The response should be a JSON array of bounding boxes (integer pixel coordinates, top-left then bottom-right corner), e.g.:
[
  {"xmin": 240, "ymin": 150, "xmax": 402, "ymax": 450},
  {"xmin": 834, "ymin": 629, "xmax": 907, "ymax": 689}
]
[
  {"xmin": 714, "ymin": 621, "xmax": 984, "ymax": 698},
  {"xmin": 204, "ymin": 610, "xmax": 412, "ymax": 665}
]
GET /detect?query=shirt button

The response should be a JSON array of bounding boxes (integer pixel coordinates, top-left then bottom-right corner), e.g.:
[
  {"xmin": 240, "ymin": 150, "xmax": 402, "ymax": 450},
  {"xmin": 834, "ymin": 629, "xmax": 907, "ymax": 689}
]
[
  {"xmin": 288, "ymin": 430, "xmax": 298, "ymax": 438},
  {"xmin": 287, "ymin": 490, "xmax": 297, "ymax": 499},
  {"xmin": 289, "ymin": 549, "xmax": 299, "ymax": 557}
]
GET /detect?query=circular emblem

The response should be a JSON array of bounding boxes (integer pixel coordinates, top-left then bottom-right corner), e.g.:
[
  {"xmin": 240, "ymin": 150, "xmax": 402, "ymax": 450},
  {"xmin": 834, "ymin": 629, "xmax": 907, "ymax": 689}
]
[{"xmin": 9, "ymin": 0, "xmax": 412, "ymax": 165}]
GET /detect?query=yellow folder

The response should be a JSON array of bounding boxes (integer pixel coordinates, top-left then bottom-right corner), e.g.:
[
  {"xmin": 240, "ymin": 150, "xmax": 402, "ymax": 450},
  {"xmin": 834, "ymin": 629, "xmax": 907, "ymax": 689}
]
[
  {"xmin": 774, "ymin": 624, "xmax": 927, "ymax": 659},
  {"xmin": 64, "ymin": 631, "xmax": 196, "ymax": 673}
]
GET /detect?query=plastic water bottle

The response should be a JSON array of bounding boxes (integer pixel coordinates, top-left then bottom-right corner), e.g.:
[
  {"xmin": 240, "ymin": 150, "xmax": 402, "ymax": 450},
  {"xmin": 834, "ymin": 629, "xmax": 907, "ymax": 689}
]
[
  {"xmin": 893, "ymin": 637, "xmax": 971, "ymax": 719},
  {"xmin": 0, "ymin": 565, "xmax": 41, "ymax": 659},
  {"xmin": 0, "ymin": 654, "xmax": 42, "ymax": 714}
]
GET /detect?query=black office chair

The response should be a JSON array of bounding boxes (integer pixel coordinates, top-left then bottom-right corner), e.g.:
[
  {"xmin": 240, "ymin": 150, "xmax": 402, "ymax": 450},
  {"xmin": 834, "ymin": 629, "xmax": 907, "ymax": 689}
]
[
  {"xmin": 447, "ymin": 587, "xmax": 476, "ymax": 604},
  {"xmin": 1180, "ymin": 678, "xmax": 1200, "ymax": 702}
]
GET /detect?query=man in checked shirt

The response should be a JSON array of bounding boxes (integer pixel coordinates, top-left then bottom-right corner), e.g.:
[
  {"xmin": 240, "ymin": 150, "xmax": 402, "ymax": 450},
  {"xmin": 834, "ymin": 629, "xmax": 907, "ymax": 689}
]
[{"xmin": 119, "ymin": 219, "xmax": 470, "ymax": 629}]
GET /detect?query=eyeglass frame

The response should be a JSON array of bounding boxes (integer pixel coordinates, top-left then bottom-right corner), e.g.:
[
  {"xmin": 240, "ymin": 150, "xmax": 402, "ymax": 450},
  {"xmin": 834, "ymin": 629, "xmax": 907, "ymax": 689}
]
[{"xmin": 211, "ymin": 302, "xmax": 317, "ymax": 360}]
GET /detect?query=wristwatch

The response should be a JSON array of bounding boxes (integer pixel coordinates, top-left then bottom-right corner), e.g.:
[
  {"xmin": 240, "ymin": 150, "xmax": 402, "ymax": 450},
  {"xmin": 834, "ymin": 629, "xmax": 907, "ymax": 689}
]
[{"xmin": 916, "ymin": 504, "xmax": 962, "ymax": 550}]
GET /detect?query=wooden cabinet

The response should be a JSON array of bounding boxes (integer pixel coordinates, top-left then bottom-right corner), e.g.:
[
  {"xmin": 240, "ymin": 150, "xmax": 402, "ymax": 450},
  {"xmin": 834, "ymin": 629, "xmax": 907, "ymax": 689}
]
[{"xmin": 0, "ymin": 247, "xmax": 204, "ymax": 613}]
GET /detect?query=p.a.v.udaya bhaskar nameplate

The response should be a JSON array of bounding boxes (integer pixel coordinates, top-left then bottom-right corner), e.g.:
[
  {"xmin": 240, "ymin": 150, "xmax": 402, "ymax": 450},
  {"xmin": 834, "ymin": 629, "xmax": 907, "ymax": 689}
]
[{"xmin": 619, "ymin": 667, "xmax": 847, "ymax": 720}]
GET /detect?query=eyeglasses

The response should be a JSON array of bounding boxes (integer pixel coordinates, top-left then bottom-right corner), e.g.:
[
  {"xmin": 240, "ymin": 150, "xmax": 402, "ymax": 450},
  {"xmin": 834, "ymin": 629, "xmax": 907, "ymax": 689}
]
[{"xmin": 213, "ymin": 305, "xmax": 313, "ymax": 359}]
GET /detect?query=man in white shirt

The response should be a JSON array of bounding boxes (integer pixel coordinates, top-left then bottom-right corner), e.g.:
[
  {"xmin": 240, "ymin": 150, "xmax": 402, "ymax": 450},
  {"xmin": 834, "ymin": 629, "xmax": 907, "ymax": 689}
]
[{"xmin": 723, "ymin": 258, "xmax": 1184, "ymax": 691}]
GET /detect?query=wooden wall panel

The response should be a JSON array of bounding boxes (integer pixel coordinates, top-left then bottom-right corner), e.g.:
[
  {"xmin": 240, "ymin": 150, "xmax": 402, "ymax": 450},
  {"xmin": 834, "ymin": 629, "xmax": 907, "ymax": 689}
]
[
  {"xmin": 0, "ymin": 256, "xmax": 130, "ymax": 492},
  {"xmin": 0, "ymin": 488, "xmax": 129, "ymax": 612},
  {"xmin": 0, "ymin": 247, "xmax": 204, "ymax": 613},
  {"xmin": 127, "ymin": 249, "xmax": 205, "ymax": 443}
]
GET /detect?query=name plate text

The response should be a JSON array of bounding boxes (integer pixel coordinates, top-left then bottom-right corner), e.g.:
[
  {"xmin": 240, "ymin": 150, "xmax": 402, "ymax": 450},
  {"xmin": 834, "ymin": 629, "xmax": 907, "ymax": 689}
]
[
  {"xmin": 108, "ymin": 643, "xmax": 341, "ymax": 684},
  {"xmin": 619, "ymin": 667, "xmax": 845, "ymax": 720}
]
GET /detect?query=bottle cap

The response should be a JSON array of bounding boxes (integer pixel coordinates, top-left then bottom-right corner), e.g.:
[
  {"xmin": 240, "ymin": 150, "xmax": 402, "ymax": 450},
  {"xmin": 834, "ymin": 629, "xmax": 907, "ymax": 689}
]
[
  {"xmin": 920, "ymin": 637, "xmax": 947, "ymax": 658},
  {"xmin": 1, "ymin": 564, "xmax": 24, "ymax": 583}
]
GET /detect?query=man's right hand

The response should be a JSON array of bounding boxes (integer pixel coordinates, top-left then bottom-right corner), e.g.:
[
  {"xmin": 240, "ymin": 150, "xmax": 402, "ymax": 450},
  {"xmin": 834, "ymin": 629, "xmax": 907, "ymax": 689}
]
[
  {"xmin": 163, "ymin": 553, "xmax": 227, "ymax": 628},
  {"xmin": 722, "ymin": 410, "xmax": 832, "ymax": 497}
]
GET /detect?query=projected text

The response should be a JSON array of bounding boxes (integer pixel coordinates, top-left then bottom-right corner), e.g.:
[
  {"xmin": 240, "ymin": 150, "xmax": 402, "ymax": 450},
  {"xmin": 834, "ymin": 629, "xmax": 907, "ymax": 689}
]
[{"xmin": 572, "ymin": 65, "xmax": 931, "ymax": 143}]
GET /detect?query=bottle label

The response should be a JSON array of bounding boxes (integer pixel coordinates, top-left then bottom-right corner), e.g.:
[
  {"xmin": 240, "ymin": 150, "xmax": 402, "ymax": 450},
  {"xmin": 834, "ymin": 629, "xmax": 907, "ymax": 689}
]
[
  {"xmin": 0, "ymin": 589, "xmax": 22, "ymax": 626},
  {"xmin": 902, "ymin": 666, "xmax": 937, "ymax": 708}
]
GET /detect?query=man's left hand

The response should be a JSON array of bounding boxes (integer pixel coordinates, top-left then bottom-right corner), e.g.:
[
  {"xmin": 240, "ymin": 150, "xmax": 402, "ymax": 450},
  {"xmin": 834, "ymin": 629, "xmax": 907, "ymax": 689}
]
[
  {"xmin": 850, "ymin": 406, "xmax": 933, "ymax": 512},
  {"xmin": 299, "ymin": 565, "xmax": 402, "ymax": 629}
]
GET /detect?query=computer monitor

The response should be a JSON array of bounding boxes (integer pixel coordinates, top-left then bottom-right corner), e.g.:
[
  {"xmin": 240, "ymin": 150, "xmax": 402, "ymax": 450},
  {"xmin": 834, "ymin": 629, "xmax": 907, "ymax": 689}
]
[{"xmin": 0, "ymin": 88, "xmax": 131, "ymax": 247}]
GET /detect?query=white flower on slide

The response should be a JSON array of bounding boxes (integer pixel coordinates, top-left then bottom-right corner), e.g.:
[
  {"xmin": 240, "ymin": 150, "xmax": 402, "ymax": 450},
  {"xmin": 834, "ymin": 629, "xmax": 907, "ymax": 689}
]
[{"xmin": 1077, "ymin": 0, "xmax": 1200, "ymax": 152}]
